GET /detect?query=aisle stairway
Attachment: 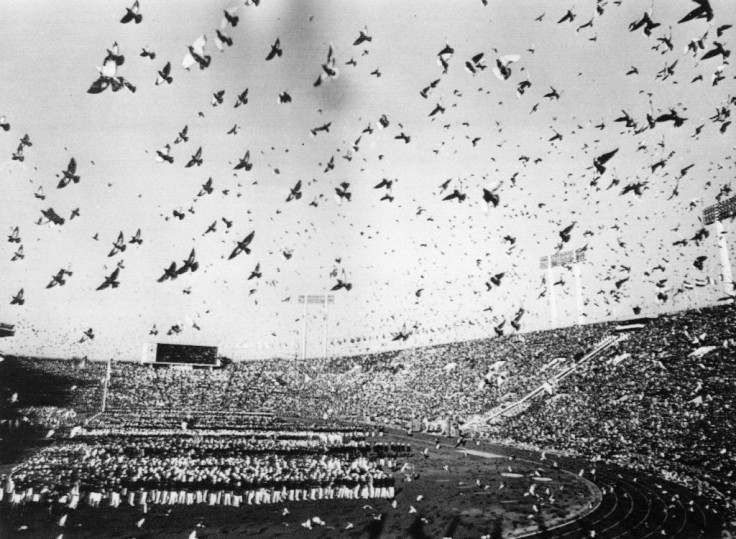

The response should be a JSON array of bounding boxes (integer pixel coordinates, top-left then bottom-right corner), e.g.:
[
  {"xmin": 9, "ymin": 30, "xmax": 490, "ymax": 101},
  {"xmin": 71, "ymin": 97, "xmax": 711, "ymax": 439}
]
[{"xmin": 462, "ymin": 334, "xmax": 627, "ymax": 432}]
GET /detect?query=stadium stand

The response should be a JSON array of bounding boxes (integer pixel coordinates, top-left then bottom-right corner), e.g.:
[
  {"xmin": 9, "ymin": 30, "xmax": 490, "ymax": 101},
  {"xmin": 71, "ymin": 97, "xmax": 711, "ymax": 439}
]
[{"xmin": 1, "ymin": 304, "xmax": 735, "ymax": 521}]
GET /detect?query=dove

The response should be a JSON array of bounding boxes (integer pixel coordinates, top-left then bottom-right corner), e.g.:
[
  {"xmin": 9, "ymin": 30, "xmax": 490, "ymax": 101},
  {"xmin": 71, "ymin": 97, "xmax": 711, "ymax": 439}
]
[
  {"xmin": 266, "ymin": 38, "xmax": 282, "ymax": 60},
  {"xmin": 229, "ymin": 231, "xmax": 255, "ymax": 259},
  {"xmin": 57, "ymin": 158, "xmax": 80, "ymax": 188},
  {"xmin": 120, "ymin": 1, "xmax": 142, "ymax": 23},
  {"xmin": 182, "ymin": 35, "xmax": 210, "ymax": 70},
  {"xmin": 155, "ymin": 62, "xmax": 173, "ymax": 85}
]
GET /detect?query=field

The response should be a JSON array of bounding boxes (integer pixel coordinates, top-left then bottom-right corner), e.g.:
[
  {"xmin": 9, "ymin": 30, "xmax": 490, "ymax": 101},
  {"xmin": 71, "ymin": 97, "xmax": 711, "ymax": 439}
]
[{"xmin": 0, "ymin": 426, "xmax": 597, "ymax": 539}]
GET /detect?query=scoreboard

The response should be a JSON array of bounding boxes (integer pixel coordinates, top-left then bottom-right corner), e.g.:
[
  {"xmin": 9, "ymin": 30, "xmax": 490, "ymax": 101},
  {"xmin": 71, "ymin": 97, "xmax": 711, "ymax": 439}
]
[{"xmin": 141, "ymin": 343, "xmax": 219, "ymax": 366}]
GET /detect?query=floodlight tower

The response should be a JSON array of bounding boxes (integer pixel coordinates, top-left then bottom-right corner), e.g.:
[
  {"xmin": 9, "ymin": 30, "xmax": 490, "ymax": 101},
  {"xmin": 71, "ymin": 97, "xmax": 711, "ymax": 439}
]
[
  {"xmin": 297, "ymin": 294, "xmax": 334, "ymax": 360},
  {"xmin": 703, "ymin": 196, "xmax": 736, "ymax": 297},
  {"xmin": 539, "ymin": 248, "xmax": 587, "ymax": 327}
]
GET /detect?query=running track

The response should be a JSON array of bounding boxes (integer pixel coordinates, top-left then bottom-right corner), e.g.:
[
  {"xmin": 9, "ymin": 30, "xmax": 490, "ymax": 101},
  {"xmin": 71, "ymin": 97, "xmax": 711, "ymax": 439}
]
[{"xmin": 389, "ymin": 429, "xmax": 727, "ymax": 538}]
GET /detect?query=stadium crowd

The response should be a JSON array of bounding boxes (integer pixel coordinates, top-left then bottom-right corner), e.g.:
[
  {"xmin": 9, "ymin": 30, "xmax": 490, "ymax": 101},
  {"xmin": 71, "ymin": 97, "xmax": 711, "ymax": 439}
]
[
  {"xmin": 1, "ymin": 304, "xmax": 735, "ymax": 517},
  {"xmin": 493, "ymin": 304, "xmax": 736, "ymax": 511}
]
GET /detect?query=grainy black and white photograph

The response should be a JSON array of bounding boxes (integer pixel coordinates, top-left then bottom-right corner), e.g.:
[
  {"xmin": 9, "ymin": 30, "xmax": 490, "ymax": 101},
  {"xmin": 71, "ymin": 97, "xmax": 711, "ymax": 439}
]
[{"xmin": 1, "ymin": 0, "xmax": 735, "ymax": 537}]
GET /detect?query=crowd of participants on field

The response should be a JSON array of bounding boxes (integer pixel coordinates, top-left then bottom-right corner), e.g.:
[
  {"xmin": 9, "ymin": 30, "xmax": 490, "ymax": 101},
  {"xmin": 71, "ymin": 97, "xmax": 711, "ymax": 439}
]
[{"xmin": 1, "ymin": 412, "xmax": 405, "ymax": 509}]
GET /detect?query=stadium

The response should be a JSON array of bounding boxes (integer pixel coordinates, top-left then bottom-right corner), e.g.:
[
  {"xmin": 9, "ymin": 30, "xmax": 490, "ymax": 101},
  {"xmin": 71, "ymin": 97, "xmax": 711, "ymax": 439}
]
[{"xmin": 1, "ymin": 0, "xmax": 735, "ymax": 537}]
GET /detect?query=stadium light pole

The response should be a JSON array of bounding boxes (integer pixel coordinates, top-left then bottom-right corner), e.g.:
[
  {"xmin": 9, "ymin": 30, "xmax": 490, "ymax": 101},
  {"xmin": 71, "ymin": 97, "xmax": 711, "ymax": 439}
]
[
  {"xmin": 323, "ymin": 295, "xmax": 328, "ymax": 360},
  {"xmin": 101, "ymin": 356, "xmax": 112, "ymax": 413},
  {"xmin": 539, "ymin": 256, "xmax": 558, "ymax": 328},
  {"xmin": 703, "ymin": 196, "xmax": 736, "ymax": 297},
  {"xmin": 573, "ymin": 262, "xmax": 584, "ymax": 325},
  {"xmin": 298, "ymin": 294, "xmax": 334, "ymax": 360},
  {"xmin": 540, "ymin": 248, "xmax": 587, "ymax": 327},
  {"xmin": 302, "ymin": 294, "xmax": 307, "ymax": 360}
]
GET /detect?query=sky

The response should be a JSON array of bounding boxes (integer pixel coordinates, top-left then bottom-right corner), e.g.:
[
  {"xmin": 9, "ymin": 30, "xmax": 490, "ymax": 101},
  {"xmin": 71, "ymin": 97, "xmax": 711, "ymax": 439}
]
[{"xmin": 1, "ymin": 0, "xmax": 735, "ymax": 361}]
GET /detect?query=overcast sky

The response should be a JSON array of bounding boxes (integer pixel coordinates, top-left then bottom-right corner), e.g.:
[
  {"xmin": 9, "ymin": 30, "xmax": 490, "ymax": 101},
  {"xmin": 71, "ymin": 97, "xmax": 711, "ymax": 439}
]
[{"xmin": 1, "ymin": 0, "xmax": 734, "ymax": 360}]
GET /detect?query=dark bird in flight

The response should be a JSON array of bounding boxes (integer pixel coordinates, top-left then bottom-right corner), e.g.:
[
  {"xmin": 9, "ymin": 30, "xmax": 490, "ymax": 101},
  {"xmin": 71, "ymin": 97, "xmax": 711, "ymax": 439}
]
[
  {"xmin": 420, "ymin": 78, "xmax": 440, "ymax": 99},
  {"xmin": 543, "ymin": 87, "xmax": 560, "ymax": 100},
  {"xmin": 155, "ymin": 62, "xmax": 172, "ymax": 85},
  {"xmin": 593, "ymin": 148, "xmax": 619, "ymax": 174},
  {"xmin": 248, "ymin": 263, "xmax": 262, "ymax": 280},
  {"xmin": 129, "ymin": 229, "xmax": 142, "ymax": 245},
  {"xmin": 234, "ymin": 88, "xmax": 248, "ymax": 107},
  {"xmin": 175, "ymin": 125, "xmax": 189, "ymax": 144},
  {"xmin": 203, "ymin": 221, "xmax": 217, "ymax": 236},
  {"xmin": 215, "ymin": 29, "xmax": 233, "ymax": 51},
  {"xmin": 157, "ymin": 262, "xmax": 179, "ymax": 282},
  {"xmin": 486, "ymin": 272, "xmax": 505, "ymax": 290},
  {"xmin": 353, "ymin": 26, "xmax": 372, "ymax": 46},
  {"xmin": 41, "ymin": 208, "xmax": 65, "ymax": 226},
  {"xmin": 287, "ymin": 180, "xmax": 302, "ymax": 202},
  {"xmin": 155, "ymin": 144, "xmax": 173, "ymax": 163},
  {"xmin": 211, "ymin": 90, "xmax": 225, "ymax": 106},
  {"xmin": 701, "ymin": 41, "xmax": 730, "ymax": 61},
  {"xmin": 482, "ymin": 188, "xmax": 500, "ymax": 208},
  {"xmin": 266, "ymin": 38, "xmax": 282, "ymax": 60},
  {"xmin": 57, "ymin": 158, "xmax": 80, "ymax": 188},
  {"xmin": 464, "ymin": 52, "xmax": 486, "ymax": 75},
  {"xmin": 559, "ymin": 222, "xmax": 576, "ymax": 243},
  {"xmin": 656, "ymin": 109, "xmax": 687, "ymax": 127},
  {"xmin": 629, "ymin": 11, "xmax": 660, "ymax": 36},
  {"xmin": 437, "ymin": 43, "xmax": 454, "ymax": 74},
  {"xmin": 0, "ymin": 115, "xmax": 9, "ymax": 131},
  {"xmin": 198, "ymin": 177, "xmax": 214, "ymax": 196},
  {"xmin": 96, "ymin": 268, "xmax": 121, "ymax": 290},
  {"xmin": 222, "ymin": 6, "xmax": 239, "ymax": 27},
  {"xmin": 278, "ymin": 91, "xmax": 292, "ymax": 104},
  {"xmin": 494, "ymin": 320, "xmax": 505, "ymax": 337},
  {"xmin": 185, "ymin": 147, "xmax": 203, "ymax": 168},
  {"xmin": 46, "ymin": 268, "xmax": 72, "ymax": 289},
  {"xmin": 310, "ymin": 122, "xmax": 332, "ymax": 137},
  {"xmin": 335, "ymin": 182, "xmax": 352, "ymax": 203},
  {"xmin": 140, "ymin": 47, "xmax": 156, "ymax": 59},
  {"xmin": 120, "ymin": 1, "xmax": 142, "ymax": 24},
  {"xmin": 11, "ymin": 289, "xmax": 24, "ymax": 305},
  {"xmin": 678, "ymin": 0, "xmax": 713, "ymax": 24},
  {"xmin": 11, "ymin": 245, "xmax": 24, "ymax": 261},
  {"xmin": 331, "ymin": 274, "xmax": 353, "ymax": 291},
  {"xmin": 394, "ymin": 132, "xmax": 411, "ymax": 144},
  {"xmin": 229, "ymin": 231, "xmax": 255, "ymax": 259},
  {"xmin": 182, "ymin": 35, "xmax": 210, "ymax": 70},
  {"xmin": 108, "ymin": 232, "xmax": 127, "ymax": 257},
  {"xmin": 178, "ymin": 249, "xmax": 199, "ymax": 274},
  {"xmin": 234, "ymin": 151, "xmax": 252, "ymax": 171},
  {"xmin": 392, "ymin": 330, "xmax": 410, "ymax": 341},
  {"xmin": 621, "ymin": 182, "xmax": 648, "ymax": 197},
  {"xmin": 493, "ymin": 54, "xmax": 521, "ymax": 81},
  {"xmin": 8, "ymin": 226, "xmax": 20, "ymax": 243},
  {"xmin": 557, "ymin": 9, "xmax": 576, "ymax": 24},
  {"xmin": 443, "ymin": 189, "xmax": 466, "ymax": 203},
  {"xmin": 615, "ymin": 277, "xmax": 630, "ymax": 290}
]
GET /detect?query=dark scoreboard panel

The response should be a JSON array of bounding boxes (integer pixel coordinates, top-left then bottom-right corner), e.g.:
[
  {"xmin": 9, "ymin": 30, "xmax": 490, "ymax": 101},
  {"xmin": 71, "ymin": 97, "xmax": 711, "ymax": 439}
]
[{"xmin": 155, "ymin": 343, "xmax": 218, "ymax": 365}]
